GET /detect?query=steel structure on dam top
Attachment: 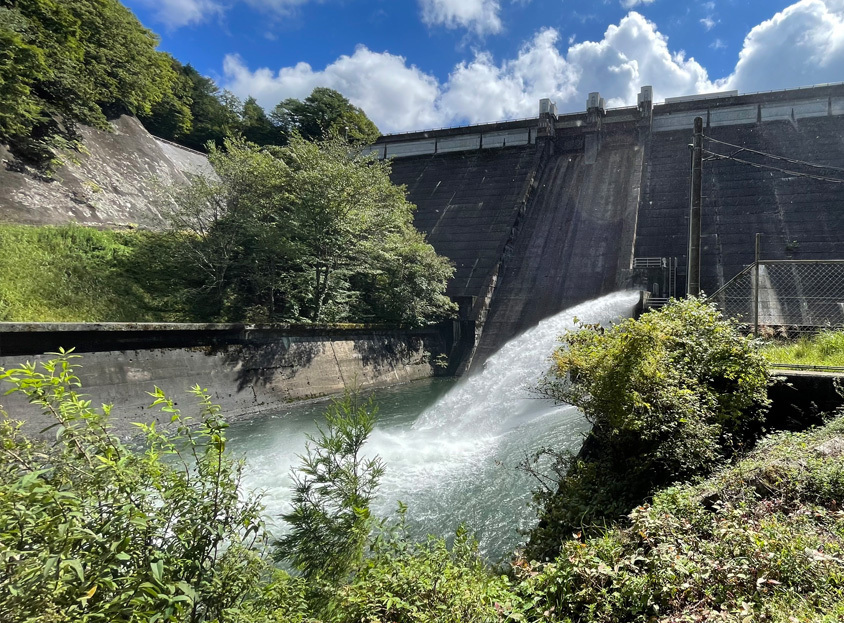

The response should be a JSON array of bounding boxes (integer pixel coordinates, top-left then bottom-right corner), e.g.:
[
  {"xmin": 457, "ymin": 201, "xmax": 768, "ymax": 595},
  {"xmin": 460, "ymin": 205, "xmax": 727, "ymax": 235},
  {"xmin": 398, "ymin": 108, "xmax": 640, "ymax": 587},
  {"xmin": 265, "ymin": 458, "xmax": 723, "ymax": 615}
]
[{"xmin": 373, "ymin": 83, "xmax": 844, "ymax": 370}]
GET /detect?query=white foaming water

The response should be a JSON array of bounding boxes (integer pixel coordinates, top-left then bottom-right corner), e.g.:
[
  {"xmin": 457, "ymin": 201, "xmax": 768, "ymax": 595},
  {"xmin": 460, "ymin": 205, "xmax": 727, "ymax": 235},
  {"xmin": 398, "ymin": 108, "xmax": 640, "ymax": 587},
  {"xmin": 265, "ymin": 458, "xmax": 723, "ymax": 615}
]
[
  {"xmin": 413, "ymin": 290, "xmax": 640, "ymax": 434},
  {"xmin": 229, "ymin": 291, "xmax": 639, "ymax": 558}
]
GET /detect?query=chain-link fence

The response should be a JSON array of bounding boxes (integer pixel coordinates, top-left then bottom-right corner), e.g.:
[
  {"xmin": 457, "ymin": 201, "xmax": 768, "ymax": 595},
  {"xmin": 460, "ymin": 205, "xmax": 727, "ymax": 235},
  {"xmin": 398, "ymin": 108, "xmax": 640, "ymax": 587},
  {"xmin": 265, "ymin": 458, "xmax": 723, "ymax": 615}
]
[{"xmin": 709, "ymin": 260, "xmax": 844, "ymax": 334}]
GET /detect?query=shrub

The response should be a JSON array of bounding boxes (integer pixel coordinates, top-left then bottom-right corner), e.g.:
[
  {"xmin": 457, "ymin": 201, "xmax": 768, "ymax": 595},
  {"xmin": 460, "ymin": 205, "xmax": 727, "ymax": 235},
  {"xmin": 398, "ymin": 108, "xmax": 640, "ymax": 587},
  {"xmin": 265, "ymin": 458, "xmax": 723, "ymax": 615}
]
[
  {"xmin": 336, "ymin": 512, "xmax": 520, "ymax": 623},
  {"xmin": 516, "ymin": 415, "xmax": 844, "ymax": 622},
  {"xmin": 274, "ymin": 392, "xmax": 385, "ymax": 588},
  {"xmin": 0, "ymin": 351, "xmax": 269, "ymax": 622},
  {"xmin": 525, "ymin": 298, "xmax": 770, "ymax": 560}
]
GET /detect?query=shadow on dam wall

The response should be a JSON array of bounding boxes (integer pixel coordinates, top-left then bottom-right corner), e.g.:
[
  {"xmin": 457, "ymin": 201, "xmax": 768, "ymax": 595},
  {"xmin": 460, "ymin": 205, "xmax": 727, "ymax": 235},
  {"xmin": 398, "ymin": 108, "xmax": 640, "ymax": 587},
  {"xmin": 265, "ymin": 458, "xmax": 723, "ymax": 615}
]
[{"xmin": 472, "ymin": 130, "xmax": 645, "ymax": 366}]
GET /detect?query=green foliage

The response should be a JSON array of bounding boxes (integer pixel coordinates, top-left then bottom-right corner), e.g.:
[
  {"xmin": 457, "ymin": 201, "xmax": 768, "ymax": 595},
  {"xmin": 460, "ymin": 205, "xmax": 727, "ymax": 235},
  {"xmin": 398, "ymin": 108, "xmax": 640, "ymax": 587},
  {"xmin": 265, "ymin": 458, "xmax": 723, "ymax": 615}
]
[
  {"xmin": 0, "ymin": 351, "xmax": 268, "ymax": 622},
  {"xmin": 0, "ymin": 224, "xmax": 170, "ymax": 322},
  {"xmin": 272, "ymin": 87, "xmax": 380, "ymax": 144},
  {"xmin": 0, "ymin": 0, "xmax": 181, "ymax": 163},
  {"xmin": 762, "ymin": 329, "xmax": 844, "ymax": 367},
  {"xmin": 336, "ymin": 515, "xmax": 520, "ymax": 623},
  {"xmin": 526, "ymin": 298, "xmax": 771, "ymax": 560},
  {"xmin": 274, "ymin": 392, "xmax": 385, "ymax": 587},
  {"xmin": 514, "ymin": 414, "xmax": 844, "ymax": 622},
  {"xmin": 162, "ymin": 136, "xmax": 456, "ymax": 325},
  {"xmin": 139, "ymin": 61, "xmax": 241, "ymax": 151}
]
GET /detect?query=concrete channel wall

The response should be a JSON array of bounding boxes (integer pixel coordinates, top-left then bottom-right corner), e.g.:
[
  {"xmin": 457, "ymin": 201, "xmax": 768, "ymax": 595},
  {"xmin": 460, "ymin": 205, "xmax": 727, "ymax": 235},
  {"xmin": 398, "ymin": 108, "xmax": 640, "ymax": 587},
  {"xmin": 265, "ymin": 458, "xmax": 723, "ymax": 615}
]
[{"xmin": 0, "ymin": 323, "xmax": 452, "ymax": 438}]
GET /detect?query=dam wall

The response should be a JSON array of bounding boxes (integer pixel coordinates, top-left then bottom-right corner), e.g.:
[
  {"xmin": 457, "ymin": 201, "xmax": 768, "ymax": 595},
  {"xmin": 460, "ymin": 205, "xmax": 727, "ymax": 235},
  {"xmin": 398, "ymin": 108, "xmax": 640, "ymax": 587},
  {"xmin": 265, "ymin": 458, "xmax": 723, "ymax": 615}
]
[
  {"xmin": 0, "ymin": 323, "xmax": 449, "ymax": 438},
  {"xmin": 635, "ymin": 84, "xmax": 844, "ymax": 296},
  {"xmin": 375, "ymin": 83, "xmax": 844, "ymax": 369}
]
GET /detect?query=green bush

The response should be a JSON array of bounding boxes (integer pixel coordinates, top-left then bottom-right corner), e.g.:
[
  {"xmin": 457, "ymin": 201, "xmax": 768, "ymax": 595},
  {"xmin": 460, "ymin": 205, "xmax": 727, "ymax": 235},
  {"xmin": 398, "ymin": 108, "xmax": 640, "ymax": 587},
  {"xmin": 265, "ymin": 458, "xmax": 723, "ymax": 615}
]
[
  {"xmin": 336, "ymin": 515, "xmax": 520, "ymax": 623},
  {"xmin": 526, "ymin": 298, "xmax": 771, "ymax": 560},
  {"xmin": 515, "ymin": 416, "xmax": 844, "ymax": 622},
  {"xmin": 0, "ymin": 351, "xmax": 270, "ymax": 622}
]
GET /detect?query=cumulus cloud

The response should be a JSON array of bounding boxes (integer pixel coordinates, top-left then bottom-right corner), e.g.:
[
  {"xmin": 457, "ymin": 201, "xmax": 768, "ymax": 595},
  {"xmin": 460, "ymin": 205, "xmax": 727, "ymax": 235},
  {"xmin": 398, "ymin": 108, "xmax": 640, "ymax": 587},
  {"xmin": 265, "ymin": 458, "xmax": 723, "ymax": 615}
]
[
  {"xmin": 135, "ymin": 0, "xmax": 225, "ymax": 28},
  {"xmin": 223, "ymin": 12, "xmax": 716, "ymax": 131},
  {"xmin": 222, "ymin": 1, "xmax": 844, "ymax": 133},
  {"xmin": 419, "ymin": 0, "xmax": 503, "ymax": 35},
  {"xmin": 700, "ymin": 16, "xmax": 717, "ymax": 30},
  {"xmin": 620, "ymin": 0, "xmax": 655, "ymax": 8},
  {"xmin": 719, "ymin": 0, "xmax": 844, "ymax": 93},
  {"xmin": 438, "ymin": 29, "xmax": 577, "ymax": 122},
  {"xmin": 223, "ymin": 49, "xmax": 442, "ymax": 133}
]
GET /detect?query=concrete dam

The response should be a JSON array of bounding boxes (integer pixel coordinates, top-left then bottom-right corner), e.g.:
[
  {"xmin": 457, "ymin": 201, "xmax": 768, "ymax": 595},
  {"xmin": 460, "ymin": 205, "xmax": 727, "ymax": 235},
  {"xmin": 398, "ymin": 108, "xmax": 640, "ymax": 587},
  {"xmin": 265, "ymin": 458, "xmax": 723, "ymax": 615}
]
[
  {"xmin": 2, "ymin": 83, "xmax": 843, "ymax": 377},
  {"xmin": 372, "ymin": 83, "xmax": 844, "ymax": 368}
]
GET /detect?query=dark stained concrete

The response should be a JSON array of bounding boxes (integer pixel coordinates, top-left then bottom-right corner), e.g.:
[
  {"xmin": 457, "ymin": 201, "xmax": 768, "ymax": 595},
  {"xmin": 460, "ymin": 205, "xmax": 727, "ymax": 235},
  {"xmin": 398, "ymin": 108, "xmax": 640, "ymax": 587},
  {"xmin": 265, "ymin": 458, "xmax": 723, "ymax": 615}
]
[
  {"xmin": 388, "ymin": 147, "xmax": 540, "ymax": 303},
  {"xmin": 636, "ymin": 116, "xmax": 844, "ymax": 294},
  {"xmin": 472, "ymin": 127, "xmax": 644, "ymax": 364}
]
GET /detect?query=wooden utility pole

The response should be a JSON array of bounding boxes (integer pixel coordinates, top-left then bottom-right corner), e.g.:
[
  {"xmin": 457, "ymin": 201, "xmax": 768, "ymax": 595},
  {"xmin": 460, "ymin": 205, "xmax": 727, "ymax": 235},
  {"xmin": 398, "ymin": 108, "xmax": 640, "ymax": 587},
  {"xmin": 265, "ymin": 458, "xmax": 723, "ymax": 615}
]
[
  {"xmin": 753, "ymin": 233, "xmax": 761, "ymax": 335},
  {"xmin": 687, "ymin": 116, "xmax": 703, "ymax": 297}
]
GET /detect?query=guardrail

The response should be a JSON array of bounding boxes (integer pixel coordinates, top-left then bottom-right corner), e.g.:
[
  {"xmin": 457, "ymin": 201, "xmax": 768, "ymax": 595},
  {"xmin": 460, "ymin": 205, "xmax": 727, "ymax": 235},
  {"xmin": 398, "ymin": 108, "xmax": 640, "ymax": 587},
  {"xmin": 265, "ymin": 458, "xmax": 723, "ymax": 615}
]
[{"xmin": 768, "ymin": 363, "xmax": 844, "ymax": 373}]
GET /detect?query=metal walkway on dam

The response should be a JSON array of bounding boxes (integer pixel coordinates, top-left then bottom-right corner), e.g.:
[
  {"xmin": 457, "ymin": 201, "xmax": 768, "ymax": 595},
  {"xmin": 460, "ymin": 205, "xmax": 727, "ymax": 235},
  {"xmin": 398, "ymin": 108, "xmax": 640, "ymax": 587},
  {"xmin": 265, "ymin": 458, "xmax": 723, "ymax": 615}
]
[{"xmin": 372, "ymin": 83, "xmax": 844, "ymax": 370}]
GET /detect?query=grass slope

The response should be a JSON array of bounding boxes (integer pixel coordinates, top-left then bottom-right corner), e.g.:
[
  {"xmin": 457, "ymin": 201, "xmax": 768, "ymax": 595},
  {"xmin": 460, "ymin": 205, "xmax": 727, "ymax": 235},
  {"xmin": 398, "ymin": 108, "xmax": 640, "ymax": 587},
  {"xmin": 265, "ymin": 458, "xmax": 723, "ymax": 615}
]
[
  {"xmin": 762, "ymin": 331, "xmax": 844, "ymax": 367},
  {"xmin": 0, "ymin": 224, "xmax": 172, "ymax": 322},
  {"xmin": 514, "ymin": 414, "xmax": 844, "ymax": 622}
]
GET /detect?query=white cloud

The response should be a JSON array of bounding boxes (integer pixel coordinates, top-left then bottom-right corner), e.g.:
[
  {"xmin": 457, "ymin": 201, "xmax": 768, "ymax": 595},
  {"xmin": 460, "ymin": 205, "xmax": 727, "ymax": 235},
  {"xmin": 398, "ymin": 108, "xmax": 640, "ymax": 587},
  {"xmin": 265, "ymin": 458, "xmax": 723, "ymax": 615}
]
[
  {"xmin": 564, "ymin": 12, "xmax": 713, "ymax": 107},
  {"xmin": 223, "ymin": 12, "xmax": 715, "ymax": 131},
  {"xmin": 222, "ymin": 1, "xmax": 844, "ymax": 133},
  {"xmin": 719, "ymin": 0, "xmax": 844, "ymax": 93},
  {"xmin": 222, "ymin": 49, "xmax": 442, "ymax": 133},
  {"xmin": 419, "ymin": 0, "xmax": 503, "ymax": 35},
  {"xmin": 136, "ymin": 0, "xmax": 225, "ymax": 28},
  {"xmin": 439, "ymin": 29, "xmax": 577, "ymax": 122},
  {"xmin": 619, "ymin": 0, "xmax": 655, "ymax": 9},
  {"xmin": 710, "ymin": 38, "xmax": 726, "ymax": 50},
  {"xmin": 700, "ymin": 16, "xmax": 717, "ymax": 30}
]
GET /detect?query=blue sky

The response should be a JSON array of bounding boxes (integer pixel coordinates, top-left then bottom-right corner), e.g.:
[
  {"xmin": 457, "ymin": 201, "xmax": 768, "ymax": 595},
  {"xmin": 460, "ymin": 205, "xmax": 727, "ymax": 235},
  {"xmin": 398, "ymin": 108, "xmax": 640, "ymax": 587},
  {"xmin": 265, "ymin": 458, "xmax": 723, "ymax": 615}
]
[{"xmin": 123, "ymin": 0, "xmax": 844, "ymax": 133}]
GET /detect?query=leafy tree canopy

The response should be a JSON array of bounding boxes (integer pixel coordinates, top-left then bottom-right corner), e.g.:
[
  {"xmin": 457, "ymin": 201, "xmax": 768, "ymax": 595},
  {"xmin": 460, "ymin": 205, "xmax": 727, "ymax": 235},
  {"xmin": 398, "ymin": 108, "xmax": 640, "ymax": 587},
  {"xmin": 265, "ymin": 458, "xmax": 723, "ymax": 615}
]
[
  {"xmin": 0, "ymin": 0, "xmax": 181, "ymax": 161},
  {"xmin": 272, "ymin": 87, "xmax": 380, "ymax": 144},
  {"xmin": 159, "ymin": 136, "xmax": 455, "ymax": 325}
]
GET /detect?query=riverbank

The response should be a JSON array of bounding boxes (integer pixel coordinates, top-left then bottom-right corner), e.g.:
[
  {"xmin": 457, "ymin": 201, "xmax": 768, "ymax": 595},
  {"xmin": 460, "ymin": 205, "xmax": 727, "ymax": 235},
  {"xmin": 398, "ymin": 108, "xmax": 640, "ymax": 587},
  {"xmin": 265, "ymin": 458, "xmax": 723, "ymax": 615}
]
[{"xmin": 0, "ymin": 322, "xmax": 455, "ymax": 438}]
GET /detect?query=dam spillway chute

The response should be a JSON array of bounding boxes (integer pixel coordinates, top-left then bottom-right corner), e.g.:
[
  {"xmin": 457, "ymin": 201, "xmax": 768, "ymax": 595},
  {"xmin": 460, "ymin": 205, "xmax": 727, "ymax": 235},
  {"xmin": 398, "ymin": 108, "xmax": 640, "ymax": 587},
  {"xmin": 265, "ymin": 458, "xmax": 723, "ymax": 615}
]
[{"xmin": 229, "ymin": 291, "xmax": 640, "ymax": 557}]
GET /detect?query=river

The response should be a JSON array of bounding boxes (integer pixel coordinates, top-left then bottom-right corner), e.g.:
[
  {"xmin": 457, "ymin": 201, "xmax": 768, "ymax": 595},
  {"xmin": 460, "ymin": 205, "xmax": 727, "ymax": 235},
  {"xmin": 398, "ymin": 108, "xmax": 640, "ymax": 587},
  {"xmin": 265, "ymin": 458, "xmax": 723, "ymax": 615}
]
[{"xmin": 226, "ymin": 291, "xmax": 639, "ymax": 560}]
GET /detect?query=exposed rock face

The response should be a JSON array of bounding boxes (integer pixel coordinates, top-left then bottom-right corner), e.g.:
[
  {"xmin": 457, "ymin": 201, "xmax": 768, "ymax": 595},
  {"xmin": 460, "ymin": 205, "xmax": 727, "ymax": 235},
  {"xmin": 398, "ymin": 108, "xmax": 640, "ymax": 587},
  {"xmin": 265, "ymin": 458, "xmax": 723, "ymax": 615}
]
[{"xmin": 0, "ymin": 115, "xmax": 213, "ymax": 229}]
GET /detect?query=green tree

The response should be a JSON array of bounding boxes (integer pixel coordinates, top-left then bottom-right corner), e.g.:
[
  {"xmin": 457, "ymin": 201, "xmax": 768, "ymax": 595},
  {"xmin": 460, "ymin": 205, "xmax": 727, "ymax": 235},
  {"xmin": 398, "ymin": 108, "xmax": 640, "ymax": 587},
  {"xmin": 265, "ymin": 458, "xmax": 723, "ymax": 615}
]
[
  {"xmin": 274, "ymin": 392, "xmax": 385, "ymax": 587},
  {"xmin": 160, "ymin": 136, "xmax": 456, "ymax": 325},
  {"xmin": 272, "ymin": 87, "xmax": 380, "ymax": 144},
  {"xmin": 525, "ymin": 298, "xmax": 771, "ymax": 560},
  {"xmin": 140, "ymin": 62, "xmax": 241, "ymax": 150},
  {"xmin": 241, "ymin": 96, "xmax": 280, "ymax": 146},
  {"xmin": 136, "ymin": 54, "xmax": 193, "ymax": 140},
  {"xmin": 0, "ymin": 0, "xmax": 182, "ymax": 162}
]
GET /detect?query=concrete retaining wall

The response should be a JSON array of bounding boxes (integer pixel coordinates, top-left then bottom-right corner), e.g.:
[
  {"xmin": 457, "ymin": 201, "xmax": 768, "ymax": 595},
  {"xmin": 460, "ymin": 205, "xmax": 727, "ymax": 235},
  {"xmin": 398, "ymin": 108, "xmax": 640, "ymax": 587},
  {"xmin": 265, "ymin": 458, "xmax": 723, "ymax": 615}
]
[{"xmin": 0, "ymin": 324, "xmax": 449, "ymax": 438}]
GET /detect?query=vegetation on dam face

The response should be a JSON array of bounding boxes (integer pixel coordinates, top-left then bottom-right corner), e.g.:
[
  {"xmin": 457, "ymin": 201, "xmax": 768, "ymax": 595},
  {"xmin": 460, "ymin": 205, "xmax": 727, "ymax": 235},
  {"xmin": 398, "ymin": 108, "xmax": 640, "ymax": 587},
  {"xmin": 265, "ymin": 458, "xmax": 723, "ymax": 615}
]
[
  {"xmin": 4, "ymin": 301, "xmax": 842, "ymax": 622},
  {"xmin": 0, "ymin": 136, "xmax": 455, "ymax": 327}
]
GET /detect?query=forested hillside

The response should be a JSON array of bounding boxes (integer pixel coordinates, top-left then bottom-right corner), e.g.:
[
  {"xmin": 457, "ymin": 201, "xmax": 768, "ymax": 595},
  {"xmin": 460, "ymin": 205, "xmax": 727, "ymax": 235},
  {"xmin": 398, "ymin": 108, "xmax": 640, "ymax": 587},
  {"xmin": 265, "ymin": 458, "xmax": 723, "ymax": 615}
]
[{"xmin": 0, "ymin": 0, "xmax": 379, "ymax": 166}]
